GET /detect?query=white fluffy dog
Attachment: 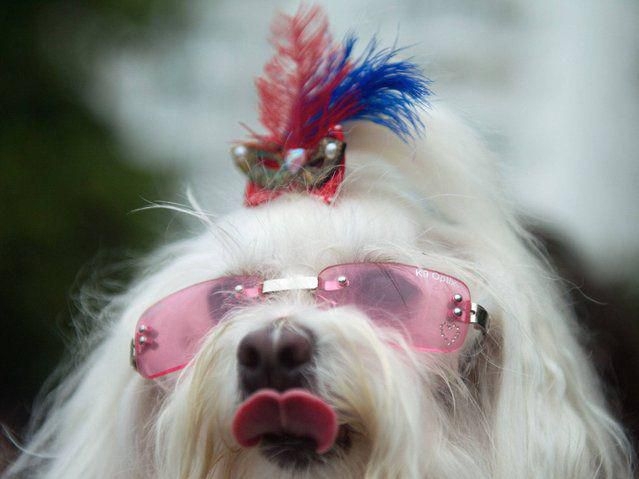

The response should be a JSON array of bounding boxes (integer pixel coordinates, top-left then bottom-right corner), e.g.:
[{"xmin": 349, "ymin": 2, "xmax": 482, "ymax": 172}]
[
  {"xmin": 6, "ymin": 108, "xmax": 635, "ymax": 478},
  {"xmin": 5, "ymin": 8, "xmax": 635, "ymax": 479}
]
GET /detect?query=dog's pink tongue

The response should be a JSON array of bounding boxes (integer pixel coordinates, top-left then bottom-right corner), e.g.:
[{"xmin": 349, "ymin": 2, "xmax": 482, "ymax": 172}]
[{"xmin": 232, "ymin": 389, "xmax": 338, "ymax": 454}]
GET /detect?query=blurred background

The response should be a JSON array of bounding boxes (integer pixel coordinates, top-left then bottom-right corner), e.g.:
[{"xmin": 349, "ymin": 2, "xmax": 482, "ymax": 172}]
[{"xmin": 2, "ymin": 0, "xmax": 638, "ymax": 467}]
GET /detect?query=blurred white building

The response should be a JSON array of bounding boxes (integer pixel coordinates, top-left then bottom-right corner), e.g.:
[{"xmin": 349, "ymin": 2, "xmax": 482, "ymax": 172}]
[{"xmin": 89, "ymin": 0, "xmax": 639, "ymax": 281}]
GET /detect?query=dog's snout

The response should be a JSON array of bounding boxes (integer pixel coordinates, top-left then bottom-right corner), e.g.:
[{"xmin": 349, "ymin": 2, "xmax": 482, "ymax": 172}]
[{"xmin": 237, "ymin": 324, "xmax": 314, "ymax": 395}]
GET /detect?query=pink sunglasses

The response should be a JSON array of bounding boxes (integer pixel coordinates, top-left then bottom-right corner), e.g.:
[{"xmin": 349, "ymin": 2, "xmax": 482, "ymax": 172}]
[{"xmin": 130, "ymin": 263, "xmax": 489, "ymax": 379}]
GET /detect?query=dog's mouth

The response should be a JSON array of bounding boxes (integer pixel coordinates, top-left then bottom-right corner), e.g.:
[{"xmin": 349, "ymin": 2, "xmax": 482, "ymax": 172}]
[
  {"xmin": 231, "ymin": 389, "xmax": 351, "ymax": 469},
  {"xmin": 259, "ymin": 425, "xmax": 352, "ymax": 469}
]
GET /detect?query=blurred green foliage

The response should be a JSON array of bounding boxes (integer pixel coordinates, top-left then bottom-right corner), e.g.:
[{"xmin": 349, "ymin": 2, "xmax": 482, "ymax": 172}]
[{"xmin": 0, "ymin": 0, "xmax": 180, "ymax": 422}]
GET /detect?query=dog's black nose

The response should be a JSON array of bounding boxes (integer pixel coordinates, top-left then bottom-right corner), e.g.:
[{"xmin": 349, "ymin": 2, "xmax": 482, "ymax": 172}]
[{"xmin": 237, "ymin": 324, "xmax": 314, "ymax": 395}]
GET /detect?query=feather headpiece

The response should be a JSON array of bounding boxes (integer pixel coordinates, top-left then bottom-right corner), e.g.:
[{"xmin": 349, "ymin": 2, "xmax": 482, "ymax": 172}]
[{"xmin": 231, "ymin": 5, "xmax": 432, "ymax": 206}]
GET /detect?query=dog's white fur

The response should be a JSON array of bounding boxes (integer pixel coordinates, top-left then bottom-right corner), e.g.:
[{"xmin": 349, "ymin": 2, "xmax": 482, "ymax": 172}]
[{"xmin": 6, "ymin": 107, "xmax": 635, "ymax": 478}]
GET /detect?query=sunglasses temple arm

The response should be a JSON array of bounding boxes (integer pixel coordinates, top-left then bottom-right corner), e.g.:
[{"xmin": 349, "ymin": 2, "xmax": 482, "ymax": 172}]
[
  {"xmin": 470, "ymin": 303, "xmax": 489, "ymax": 334},
  {"xmin": 130, "ymin": 339, "xmax": 138, "ymax": 371}
]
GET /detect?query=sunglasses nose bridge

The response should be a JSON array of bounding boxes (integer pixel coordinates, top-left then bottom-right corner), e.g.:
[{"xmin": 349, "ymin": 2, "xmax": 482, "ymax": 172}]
[{"xmin": 261, "ymin": 276, "xmax": 319, "ymax": 294}]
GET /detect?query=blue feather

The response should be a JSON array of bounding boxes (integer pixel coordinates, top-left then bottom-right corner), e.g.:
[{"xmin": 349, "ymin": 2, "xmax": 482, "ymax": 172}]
[{"xmin": 330, "ymin": 34, "xmax": 432, "ymax": 140}]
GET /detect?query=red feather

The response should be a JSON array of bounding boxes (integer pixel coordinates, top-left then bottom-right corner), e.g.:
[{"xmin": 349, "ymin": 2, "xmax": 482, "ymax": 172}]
[{"xmin": 254, "ymin": 5, "xmax": 349, "ymax": 149}]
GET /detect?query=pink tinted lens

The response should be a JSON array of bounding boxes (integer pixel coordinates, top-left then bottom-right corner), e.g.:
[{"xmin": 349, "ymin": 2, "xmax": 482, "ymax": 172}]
[
  {"xmin": 133, "ymin": 276, "xmax": 259, "ymax": 379},
  {"xmin": 317, "ymin": 263, "xmax": 471, "ymax": 352}
]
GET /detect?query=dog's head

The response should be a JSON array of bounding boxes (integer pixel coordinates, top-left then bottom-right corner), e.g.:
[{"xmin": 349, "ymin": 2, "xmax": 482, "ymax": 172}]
[
  {"xmin": 120, "ymin": 109, "xmax": 499, "ymax": 478},
  {"xmin": 7, "ymin": 6, "xmax": 634, "ymax": 479}
]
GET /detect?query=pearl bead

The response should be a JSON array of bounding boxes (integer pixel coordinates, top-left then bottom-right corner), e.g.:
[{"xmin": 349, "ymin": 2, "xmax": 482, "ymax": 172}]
[
  {"xmin": 324, "ymin": 141, "xmax": 338, "ymax": 160},
  {"xmin": 233, "ymin": 145, "xmax": 248, "ymax": 160}
]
